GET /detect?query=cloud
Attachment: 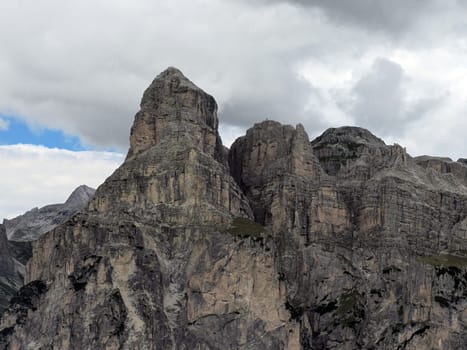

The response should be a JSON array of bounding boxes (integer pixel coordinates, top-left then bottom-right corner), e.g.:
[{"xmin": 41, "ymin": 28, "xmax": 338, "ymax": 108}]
[
  {"xmin": 0, "ymin": 0, "xmax": 465, "ymax": 161},
  {"xmin": 0, "ymin": 118, "xmax": 9, "ymax": 131},
  {"xmin": 396, "ymin": 93, "xmax": 467, "ymax": 160},
  {"xmin": 0, "ymin": 0, "xmax": 381, "ymax": 150},
  {"xmin": 333, "ymin": 58, "xmax": 445, "ymax": 139},
  {"xmin": 219, "ymin": 63, "xmax": 319, "ymax": 127},
  {"xmin": 0, "ymin": 144, "xmax": 124, "ymax": 219},
  {"xmin": 262, "ymin": 0, "xmax": 445, "ymax": 36}
]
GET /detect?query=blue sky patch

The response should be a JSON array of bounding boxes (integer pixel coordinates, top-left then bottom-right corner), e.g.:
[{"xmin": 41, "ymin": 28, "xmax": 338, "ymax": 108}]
[{"xmin": 0, "ymin": 115, "xmax": 87, "ymax": 151}]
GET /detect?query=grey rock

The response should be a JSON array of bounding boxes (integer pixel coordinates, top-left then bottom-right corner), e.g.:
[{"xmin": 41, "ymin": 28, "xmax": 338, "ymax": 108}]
[
  {"xmin": 4, "ymin": 185, "xmax": 95, "ymax": 242},
  {"xmin": 415, "ymin": 155, "xmax": 467, "ymax": 186},
  {"xmin": 0, "ymin": 185, "xmax": 94, "ymax": 317},
  {"xmin": 1, "ymin": 68, "xmax": 466, "ymax": 350},
  {"xmin": 0, "ymin": 225, "xmax": 23, "ymax": 315},
  {"xmin": 127, "ymin": 67, "xmax": 226, "ymax": 165}
]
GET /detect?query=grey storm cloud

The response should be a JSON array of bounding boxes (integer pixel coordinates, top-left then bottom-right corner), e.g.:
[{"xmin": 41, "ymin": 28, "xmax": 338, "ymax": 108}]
[
  {"xmin": 262, "ymin": 0, "xmax": 445, "ymax": 36},
  {"xmin": 338, "ymin": 58, "xmax": 444, "ymax": 137},
  {"xmin": 0, "ymin": 0, "xmax": 466, "ymax": 160},
  {"xmin": 345, "ymin": 59, "xmax": 406, "ymax": 132},
  {"xmin": 0, "ymin": 0, "xmax": 339, "ymax": 150},
  {"xmin": 219, "ymin": 63, "xmax": 318, "ymax": 128}
]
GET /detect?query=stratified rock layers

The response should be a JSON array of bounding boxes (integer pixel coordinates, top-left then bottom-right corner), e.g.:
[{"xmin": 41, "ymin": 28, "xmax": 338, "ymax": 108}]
[
  {"xmin": 1, "ymin": 68, "xmax": 466, "ymax": 349},
  {"xmin": 232, "ymin": 124, "xmax": 467, "ymax": 349}
]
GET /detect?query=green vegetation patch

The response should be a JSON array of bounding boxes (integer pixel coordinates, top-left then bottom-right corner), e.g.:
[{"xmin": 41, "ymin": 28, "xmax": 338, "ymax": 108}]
[
  {"xmin": 417, "ymin": 254, "xmax": 467, "ymax": 268},
  {"xmin": 226, "ymin": 217, "xmax": 265, "ymax": 239}
]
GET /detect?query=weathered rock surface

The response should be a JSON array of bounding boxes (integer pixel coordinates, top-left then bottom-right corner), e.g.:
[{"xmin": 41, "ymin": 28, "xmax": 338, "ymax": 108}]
[
  {"xmin": 127, "ymin": 67, "xmax": 225, "ymax": 165},
  {"xmin": 415, "ymin": 155, "xmax": 467, "ymax": 186},
  {"xmin": 0, "ymin": 225, "xmax": 23, "ymax": 315},
  {"xmin": 4, "ymin": 185, "xmax": 95, "ymax": 242},
  {"xmin": 1, "ymin": 68, "xmax": 466, "ymax": 349},
  {"xmin": 0, "ymin": 185, "xmax": 93, "ymax": 317}
]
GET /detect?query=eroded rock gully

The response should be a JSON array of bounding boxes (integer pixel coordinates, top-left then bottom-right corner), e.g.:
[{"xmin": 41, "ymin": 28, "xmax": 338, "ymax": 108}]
[{"xmin": 1, "ymin": 67, "xmax": 466, "ymax": 349}]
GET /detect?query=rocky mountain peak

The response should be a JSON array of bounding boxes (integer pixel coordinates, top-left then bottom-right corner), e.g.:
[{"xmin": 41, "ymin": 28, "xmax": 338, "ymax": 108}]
[
  {"xmin": 127, "ymin": 67, "xmax": 223, "ymax": 162},
  {"xmin": 311, "ymin": 126, "xmax": 386, "ymax": 148},
  {"xmin": 64, "ymin": 185, "xmax": 95, "ymax": 208},
  {"xmin": 89, "ymin": 67, "xmax": 252, "ymax": 225},
  {"xmin": 230, "ymin": 120, "xmax": 320, "ymax": 190},
  {"xmin": 1, "ymin": 69, "xmax": 466, "ymax": 350},
  {"xmin": 311, "ymin": 126, "xmax": 397, "ymax": 176},
  {"xmin": 229, "ymin": 120, "xmax": 321, "ymax": 227}
]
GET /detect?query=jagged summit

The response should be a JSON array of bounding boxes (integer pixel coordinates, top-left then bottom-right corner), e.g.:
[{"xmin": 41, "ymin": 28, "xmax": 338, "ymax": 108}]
[
  {"xmin": 310, "ymin": 126, "xmax": 393, "ymax": 176},
  {"xmin": 311, "ymin": 126, "xmax": 386, "ymax": 147},
  {"xmin": 230, "ymin": 119, "xmax": 320, "ymax": 190},
  {"xmin": 89, "ymin": 67, "xmax": 252, "ymax": 225},
  {"xmin": 1, "ymin": 68, "xmax": 466, "ymax": 350},
  {"xmin": 147, "ymin": 66, "xmax": 200, "ymax": 92},
  {"xmin": 64, "ymin": 185, "xmax": 95, "ymax": 207},
  {"xmin": 128, "ymin": 66, "xmax": 222, "ymax": 161}
]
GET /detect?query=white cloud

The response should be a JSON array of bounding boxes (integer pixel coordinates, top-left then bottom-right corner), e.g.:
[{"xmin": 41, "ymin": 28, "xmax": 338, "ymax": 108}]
[
  {"xmin": 0, "ymin": 0, "xmax": 466, "ymax": 160},
  {"xmin": 0, "ymin": 0, "xmax": 385, "ymax": 149},
  {"xmin": 0, "ymin": 144, "xmax": 124, "ymax": 219},
  {"xmin": 0, "ymin": 118, "xmax": 9, "ymax": 131}
]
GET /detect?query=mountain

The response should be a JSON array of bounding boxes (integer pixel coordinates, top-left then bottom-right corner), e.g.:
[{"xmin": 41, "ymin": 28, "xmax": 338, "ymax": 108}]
[
  {"xmin": 4, "ymin": 185, "xmax": 95, "ymax": 242},
  {"xmin": 0, "ymin": 225, "xmax": 23, "ymax": 315},
  {"xmin": 0, "ymin": 185, "xmax": 95, "ymax": 317},
  {"xmin": 0, "ymin": 68, "xmax": 466, "ymax": 349}
]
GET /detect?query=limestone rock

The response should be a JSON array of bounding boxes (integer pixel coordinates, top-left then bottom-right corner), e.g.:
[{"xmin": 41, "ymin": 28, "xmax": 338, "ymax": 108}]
[
  {"xmin": 0, "ymin": 185, "xmax": 93, "ymax": 316},
  {"xmin": 127, "ymin": 67, "xmax": 225, "ymax": 164},
  {"xmin": 229, "ymin": 120, "xmax": 322, "ymax": 230},
  {"xmin": 310, "ymin": 126, "xmax": 406, "ymax": 178},
  {"xmin": 1, "ymin": 68, "xmax": 466, "ymax": 350},
  {"xmin": 415, "ymin": 155, "xmax": 467, "ymax": 186},
  {"xmin": 0, "ymin": 225, "xmax": 23, "ymax": 315}
]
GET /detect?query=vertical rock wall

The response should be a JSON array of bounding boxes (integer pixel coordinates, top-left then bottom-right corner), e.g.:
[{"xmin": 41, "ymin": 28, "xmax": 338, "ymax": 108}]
[{"xmin": 0, "ymin": 68, "xmax": 466, "ymax": 350}]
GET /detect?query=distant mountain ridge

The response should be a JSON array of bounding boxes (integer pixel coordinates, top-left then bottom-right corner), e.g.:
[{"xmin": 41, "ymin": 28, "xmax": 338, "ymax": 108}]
[
  {"xmin": 0, "ymin": 185, "xmax": 95, "ymax": 315},
  {"xmin": 4, "ymin": 185, "xmax": 95, "ymax": 242}
]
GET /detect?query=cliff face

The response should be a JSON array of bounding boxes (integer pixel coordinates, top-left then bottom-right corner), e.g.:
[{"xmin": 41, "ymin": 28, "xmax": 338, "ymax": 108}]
[
  {"xmin": 1, "ymin": 68, "xmax": 466, "ymax": 350},
  {"xmin": 0, "ymin": 225, "xmax": 23, "ymax": 315},
  {"xmin": 0, "ymin": 186, "xmax": 95, "ymax": 317},
  {"xmin": 232, "ymin": 123, "xmax": 467, "ymax": 349}
]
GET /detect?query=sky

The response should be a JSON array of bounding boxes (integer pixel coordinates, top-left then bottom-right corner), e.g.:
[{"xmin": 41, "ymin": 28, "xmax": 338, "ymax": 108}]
[{"xmin": 1, "ymin": 0, "xmax": 467, "ymax": 219}]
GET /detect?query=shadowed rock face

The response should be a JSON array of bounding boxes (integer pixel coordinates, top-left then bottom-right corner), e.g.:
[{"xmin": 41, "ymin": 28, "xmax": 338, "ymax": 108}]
[
  {"xmin": 0, "ymin": 225, "xmax": 23, "ymax": 315},
  {"xmin": 0, "ymin": 185, "xmax": 94, "ymax": 317},
  {"xmin": 1, "ymin": 68, "xmax": 466, "ymax": 350}
]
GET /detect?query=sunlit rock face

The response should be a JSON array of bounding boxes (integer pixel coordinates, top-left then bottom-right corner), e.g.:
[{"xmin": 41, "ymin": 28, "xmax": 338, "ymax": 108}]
[{"xmin": 1, "ymin": 68, "xmax": 466, "ymax": 350}]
